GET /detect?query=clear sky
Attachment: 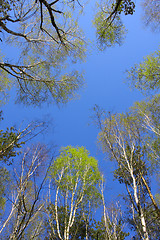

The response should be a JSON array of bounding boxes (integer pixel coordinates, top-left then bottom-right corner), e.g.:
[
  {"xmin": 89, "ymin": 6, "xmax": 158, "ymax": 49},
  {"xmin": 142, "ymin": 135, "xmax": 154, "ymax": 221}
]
[{"xmin": 1, "ymin": 0, "xmax": 160, "ymax": 206}]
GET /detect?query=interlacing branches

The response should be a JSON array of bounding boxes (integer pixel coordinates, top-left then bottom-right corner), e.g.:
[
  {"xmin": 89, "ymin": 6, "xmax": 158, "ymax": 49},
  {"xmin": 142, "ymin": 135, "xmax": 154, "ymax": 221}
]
[
  {"xmin": 0, "ymin": 0, "xmax": 86, "ymax": 105},
  {"xmin": 0, "ymin": 144, "xmax": 51, "ymax": 239}
]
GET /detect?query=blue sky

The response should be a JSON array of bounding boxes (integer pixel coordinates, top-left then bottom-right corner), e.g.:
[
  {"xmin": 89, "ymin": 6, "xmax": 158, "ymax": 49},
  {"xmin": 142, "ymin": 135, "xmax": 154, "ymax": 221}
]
[{"xmin": 1, "ymin": 0, "xmax": 160, "ymax": 208}]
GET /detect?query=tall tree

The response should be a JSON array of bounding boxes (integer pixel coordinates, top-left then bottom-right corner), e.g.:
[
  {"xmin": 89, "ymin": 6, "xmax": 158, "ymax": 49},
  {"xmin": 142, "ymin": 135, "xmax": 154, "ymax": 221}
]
[
  {"xmin": 93, "ymin": 105, "xmax": 160, "ymax": 239},
  {"xmin": 0, "ymin": 143, "xmax": 50, "ymax": 239},
  {"xmin": 0, "ymin": 115, "xmax": 48, "ymax": 221},
  {"xmin": 45, "ymin": 146, "xmax": 102, "ymax": 240}
]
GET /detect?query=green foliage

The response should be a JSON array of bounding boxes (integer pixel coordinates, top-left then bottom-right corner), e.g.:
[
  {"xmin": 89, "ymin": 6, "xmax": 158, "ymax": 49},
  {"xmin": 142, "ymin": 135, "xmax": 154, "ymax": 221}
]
[
  {"xmin": 0, "ymin": 0, "xmax": 158, "ymax": 106},
  {"xmin": 94, "ymin": 104, "xmax": 160, "ymax": 238},
  {"xmin": 45, "ymin": 205, "xmax": 96, "ymax": 240},
  {"xmin": 0, "ymin": 167, "xmax": 10, "ymax": 214},
  {"xmin": 92, "ymin": 0, "xmax": 137, "ymax": 50},
  {"xmin": 132, "ymin": 94, "xmax": 160, "ymax": 124},
  {"xmin": 46, "ymin": 146, "xmax": 103, "ymax": 239},
  {"xmin": 50, "ymin": 146, "xmax": 102, "ymax": 204},
  {"xmin": 0, "ymin": 52, "xmax": 12, "ymax": 105},
  {"xmin": 114, "ymin": 145, "xmax": 148, "ymax": 184},
  {"xmin": 0, "ymin": 126, "xmax": 23, "ymax": 164},
  {"xmin": 0, "ymin": 0, "xmax": 86, "ymax": 106},
  {"xmin": 0, "ymin": 144, "xmax": 49, "ymax": 239},
  {"xmin": 16, "ymin": 70, "xmax": 84, "ymax": 106},
  {"xmin": 0, "ymin": 0, "xmax": 160, "ymax": 238},
  {"xmin": 46, "ymin": 202, "xmax": 130, "ymax": 239},
  {"xmin": 94, "ymin": 218, "xmax": 129, "ymax": 240},
  {"xmin": 127, "ymin": 49, "xmax": 160, "ymax": 94},
  {"xmin": 93, "ymin": 3, "xmax": 126, "ymax": 50},
  {"xmin": 98, "ymin": 111, "xmax": 144, "ymax": 156}
]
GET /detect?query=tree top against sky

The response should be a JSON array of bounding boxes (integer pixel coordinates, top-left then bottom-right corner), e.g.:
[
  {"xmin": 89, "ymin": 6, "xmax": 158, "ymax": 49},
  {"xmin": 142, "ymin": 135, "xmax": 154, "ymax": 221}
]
[{"xmin": 1, "ymin": 0, "xmax": 159, "ymax": 106}]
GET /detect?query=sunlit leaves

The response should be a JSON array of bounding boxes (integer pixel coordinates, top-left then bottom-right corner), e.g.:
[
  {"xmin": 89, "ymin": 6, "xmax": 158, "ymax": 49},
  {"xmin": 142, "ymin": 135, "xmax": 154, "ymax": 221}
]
[
  {"xmin": 49, "ymin": 146, "xmax": 102, "ymax": 204},
  {"xmin": 93, "ymin": 1, "xmax": 126, "ymax": 50},
  {"xmin": 0, "ymin": 0, "xmax": 86, "ymax": 106},
  {"xmin": 127, "ymin": 49, "xmax": 160, "ymax": 94}
]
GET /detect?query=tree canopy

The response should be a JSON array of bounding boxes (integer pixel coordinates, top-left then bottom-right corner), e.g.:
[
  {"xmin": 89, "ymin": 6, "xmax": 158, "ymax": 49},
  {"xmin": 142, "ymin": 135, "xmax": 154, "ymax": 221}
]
[
  {"xmin": 127, "ymin": 49, "xmax": 160, "ymax": 94},
  {"xmin": 0, "ymin": 0, "xmax": 154, "ymax": 106},
  {"xmin": 0, "ymin": 0, "xmax": 159, "ymax": 239},
  {"xmin": 0, "ymin": 0, "xmax": 86, "ymax": 105}
]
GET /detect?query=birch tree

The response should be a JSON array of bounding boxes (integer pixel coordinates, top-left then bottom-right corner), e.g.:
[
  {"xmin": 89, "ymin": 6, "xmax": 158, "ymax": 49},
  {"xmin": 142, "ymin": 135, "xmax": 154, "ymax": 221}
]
[
  {"xmin": 126, "ymin": 46, "xmax": 160, "ymax": 226},
  {"xmin": 0, "ymin": 143, "xmax": 50, "ymax": 239},
  {"xmin": 46, "ymin": 146, "xmax": 102, "ymax": 240},
  {"xmin": 94, "ymin": 105, "xmax": 160, "ymax": 239},
  {"xmin": 98, "ymin": 178, "xmax": 129, "ymax": 240},
  {"xmin": 0, "ymin": 114, "xmax": 47, "ymax": 215}
]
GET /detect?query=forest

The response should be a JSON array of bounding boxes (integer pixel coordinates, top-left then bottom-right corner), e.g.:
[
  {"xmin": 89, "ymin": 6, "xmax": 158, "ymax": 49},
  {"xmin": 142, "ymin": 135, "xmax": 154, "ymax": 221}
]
[{"xmin": 0, "ymin": 0, "xmax": 160, "ymax": 239}]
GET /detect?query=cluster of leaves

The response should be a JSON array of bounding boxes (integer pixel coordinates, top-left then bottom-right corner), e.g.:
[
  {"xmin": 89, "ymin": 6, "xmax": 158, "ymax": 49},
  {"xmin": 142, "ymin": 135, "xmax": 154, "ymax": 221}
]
[
  {"xmin": 0, "ymin": 112, "xmax": 23, "ymax": 164},
  {"xmin": 0, "ymin": 0, "xmax": 86, "ymax": 106},
  {"xmin": 0, "ymin": 0, "xmax": 12, "ymax": 17},
  {"xmin": 50, "ymin": 146, "xmax": 102, "ymax": 205},
  {"xmin": 118, "ymin": 0, "xmax": 135, "ymax": 15},
  {"xmin": 127, "ymin": 49, "xmax": 160, "ymax": 94},
  {"xmin": 0, "ymin": 167, "xmax": 10, "ymax": 213},
  {"xmin": 0, "ymin": 112, "xmax": 22, "ymax": 216},
  {"xmin": 93, "ymin": 6, "xmax": 126, "ymax": 50},
  {"xmin": 0, "ymin": 128, "xmax": 23, "ymax": 163}
]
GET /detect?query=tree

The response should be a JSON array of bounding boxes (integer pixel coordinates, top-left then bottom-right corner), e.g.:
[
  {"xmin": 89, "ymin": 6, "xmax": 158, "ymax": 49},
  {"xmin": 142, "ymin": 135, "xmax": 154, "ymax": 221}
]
[
  {"xmin": 93, "ymin": 105, "xmax": 160, "ymax": 239},
  {"xmin": 93, "ymin": 1, "xmax": 126, "ymax": 51},
  {"xmin": 99, "ymin": 178, "xmax": 129, "ymax": 240},
  {"xmin": 92, "ymin": 0, "xmax": 136, "ymax": 50},
  {"xmin": 0, "ymin": 143, "xmax": 50, "ymax": 239},
  {"xmin": 131, "ymin": 95, "xmax": 160, "ymax": 167},
  {"xmin": 96, "ymin": 0, "xmax": 135, "ymax": 25},
  {"xmin": 0, "ymin": 113, "xmax": 48, "ymax": 164},
  {"xmin": 0, "ymin": 0, "xmax": 86, "ymax": 105},
  {"xmin": 126, "ymin": 45, "xmax": 160, "ymax": 233},
  {"xmin": 0, "ymin": 166, "xmax": 9, "ymax": 214},
  {"xmin": 0, "ymin": 0, "xmax": 157, "ymax": 106},
  {"xmin": 126, "ymin": 49, "xmax": 160, "ymax": 95},
  {"xmin": 0, "ymin": 116, "xmax": 49, "ymax": 231},
  {"xmin": 45, "ymin": 146, "xmax": 102, "ymax": 240},
  {"xmin": 0, "ymin": 112, "xmax": 25, "ymax": 215}
]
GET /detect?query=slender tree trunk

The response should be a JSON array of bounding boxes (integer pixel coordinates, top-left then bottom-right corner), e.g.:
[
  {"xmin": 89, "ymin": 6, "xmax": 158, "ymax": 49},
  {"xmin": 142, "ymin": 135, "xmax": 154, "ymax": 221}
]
[{"xmin": 130, "ymin": 170, "xmax": 149, "ymax": 240}]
